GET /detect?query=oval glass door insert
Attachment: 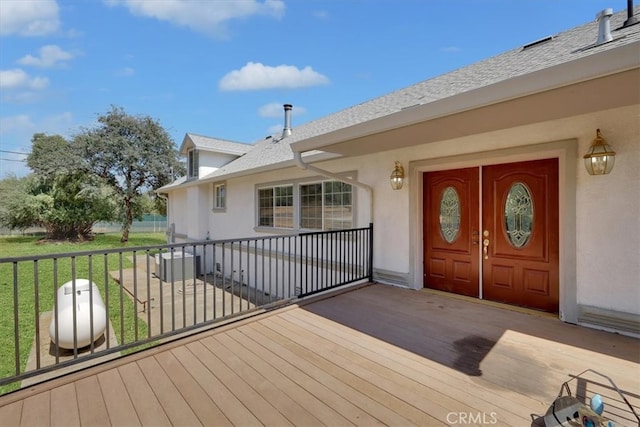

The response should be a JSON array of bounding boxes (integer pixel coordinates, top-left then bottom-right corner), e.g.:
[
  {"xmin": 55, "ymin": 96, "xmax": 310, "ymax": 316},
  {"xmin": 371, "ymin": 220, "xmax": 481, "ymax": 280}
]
[
  {"xmin": 439, "ymin": 186, "xmax": 460, "ymax": 243},
  {"xmin": 504, "ymin": 182, "xmax": 533, "ymax": 248}
]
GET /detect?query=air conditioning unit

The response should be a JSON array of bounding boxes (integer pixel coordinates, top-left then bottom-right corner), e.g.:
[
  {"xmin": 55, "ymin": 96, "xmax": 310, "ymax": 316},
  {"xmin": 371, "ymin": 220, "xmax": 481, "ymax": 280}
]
[{"xmin": 155, "ymin": 252, "xmax": 200, "ymax": 281}]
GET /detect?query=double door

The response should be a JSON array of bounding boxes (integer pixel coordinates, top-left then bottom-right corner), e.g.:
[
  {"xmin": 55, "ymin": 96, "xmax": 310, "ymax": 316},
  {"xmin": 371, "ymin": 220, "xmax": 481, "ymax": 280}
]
[{"xmin": 423, "ymin": 158, "xmax": 559, "ymax": 313}]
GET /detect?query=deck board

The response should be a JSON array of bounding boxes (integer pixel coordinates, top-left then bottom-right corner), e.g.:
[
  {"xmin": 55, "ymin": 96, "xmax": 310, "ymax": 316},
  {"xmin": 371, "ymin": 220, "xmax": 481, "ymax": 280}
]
[
  {"xmin": 74, "ymin": 376, "xmax": 110, "ymax": 426},
  {"xmin": 154, "ymin": 350, "xmax": 231, "ymax": 426},
  {"xmin": 281, "ymin": 309, "xmax": 531, "ymax": 425},
  {"xmin": 247, "ymin": 321, "xmax": 434, "ymax": 426},
  {"xmin": 217, "ymin": 330, "xmax": 353, "ymax": 426},
  {"xmin": 49, "ymin": 383, "xmax": 79, "ymax": 427},
  {"xmin": 117, "ymin": 362, "xmax": 172, "ymax": 427},
  {"xmin": 20, "ymin": 392, "xmax": 50, "ymax": 427},
  {"xmin": 0, "ymin": 400, "xmax": 23, "ymax": 426},
  {"xmin": 96, "ymin": 369, "xmax": 140, "ymax": 427},
  {"xmin": 1, "ymin": 284, "xmax": 638, "ymax": 427},
  {"xmin": 203, "ymin": 334, "xmax": 323, "ymax": 426}
]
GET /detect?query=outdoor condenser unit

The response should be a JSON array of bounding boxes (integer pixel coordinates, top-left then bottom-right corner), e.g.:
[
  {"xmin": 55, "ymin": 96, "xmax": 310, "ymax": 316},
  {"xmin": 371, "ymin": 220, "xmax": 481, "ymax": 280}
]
[{"xmin": 154, "ymin": 252, "xmax": 200, "ymax": 281}]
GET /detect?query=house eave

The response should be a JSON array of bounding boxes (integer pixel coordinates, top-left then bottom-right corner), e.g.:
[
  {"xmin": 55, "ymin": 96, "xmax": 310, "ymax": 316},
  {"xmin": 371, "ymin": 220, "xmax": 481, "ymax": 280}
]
[
  {"xmin": 290, "ymin": 41, "xmax": 640, "ymax": 156},
  {"xmin": 158, "ymin": 150, "xmax": 341, "ymax": 192}
]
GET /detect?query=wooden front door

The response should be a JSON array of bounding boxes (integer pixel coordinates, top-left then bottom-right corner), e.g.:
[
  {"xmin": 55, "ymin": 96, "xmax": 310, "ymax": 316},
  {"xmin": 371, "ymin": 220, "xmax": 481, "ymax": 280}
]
[
  {"xmin": 423, "ymin": 167, "xmax": 480, "ymax": 297},
  {"xmin": 482, "ymin": 159, "xmax": 559, "ymax": 312},
  {"xmin": 423, "ymin": 159, "xmax": 559, "ymax": 313}
]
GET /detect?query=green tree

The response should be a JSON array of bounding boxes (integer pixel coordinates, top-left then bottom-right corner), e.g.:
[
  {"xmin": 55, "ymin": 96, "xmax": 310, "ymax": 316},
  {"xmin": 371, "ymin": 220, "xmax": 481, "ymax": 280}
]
[
  {"xmin": 75, "ymin": 106, "xmax": 183, "ymax": 242},
  {"xmin": 12, "ymin": 133, "xmax": 118, "ymax": 241}
]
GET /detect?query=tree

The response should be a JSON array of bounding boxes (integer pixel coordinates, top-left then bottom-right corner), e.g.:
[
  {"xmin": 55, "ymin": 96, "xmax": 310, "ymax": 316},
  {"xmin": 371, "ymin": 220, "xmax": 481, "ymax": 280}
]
[
  {"xmin": 0, "ymin": 173, "xmax": 116, "ymax": 242},
  {"xmin": 75, "ymin": 106, "xmax": 183, "ymax": 242},
  {"xmin": 7, "ymin": 133, "xmax": 118, "ymax": 241}
]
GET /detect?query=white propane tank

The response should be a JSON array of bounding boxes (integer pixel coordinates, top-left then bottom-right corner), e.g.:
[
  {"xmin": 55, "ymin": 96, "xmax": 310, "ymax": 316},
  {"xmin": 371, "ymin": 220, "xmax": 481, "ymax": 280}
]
[{"xmin": 49, "ymin": 279, "xmax": 107, "ymax": 349}]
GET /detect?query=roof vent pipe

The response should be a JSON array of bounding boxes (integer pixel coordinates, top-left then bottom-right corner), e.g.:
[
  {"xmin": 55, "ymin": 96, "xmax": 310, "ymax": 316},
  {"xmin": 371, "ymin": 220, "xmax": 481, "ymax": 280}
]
[
  {"xmin": 282, "ymin": 104, "xmax": 292, "ymax": 138},
  {"xmin": 623, "ymin": 0, "xmax": 639, "ymax": 27},
  {"xmin": 595, "ymin": 8, "xmax": 614, "ymax": 45}
]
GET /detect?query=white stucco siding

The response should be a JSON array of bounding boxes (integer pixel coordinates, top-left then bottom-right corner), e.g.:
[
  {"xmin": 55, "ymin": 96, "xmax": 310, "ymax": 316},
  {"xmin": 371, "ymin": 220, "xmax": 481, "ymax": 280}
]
[
  {"xmin": 170, "ymin": 106, "xmax": 638, "ymax": 331},
  {"xmin": 575, "ymin": 108, "xmax": 640, "ymax": 315},
  {"xmin": 209, "ymin": 174, "xmax": 256, "ymax": 240},
  {"xmin": 167, "ymin": 189, "xmax": 187, "ymax": 240},
  {"xmin": 198, "ymin": 152, "xmax": 240, "ymax": 178}
]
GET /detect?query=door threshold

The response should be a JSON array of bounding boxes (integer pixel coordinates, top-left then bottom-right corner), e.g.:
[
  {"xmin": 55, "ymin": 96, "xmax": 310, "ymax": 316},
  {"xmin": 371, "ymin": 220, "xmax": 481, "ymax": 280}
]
[{"xmin": 421, "ymin": 288, "xmax": 559, "ymax": 319}]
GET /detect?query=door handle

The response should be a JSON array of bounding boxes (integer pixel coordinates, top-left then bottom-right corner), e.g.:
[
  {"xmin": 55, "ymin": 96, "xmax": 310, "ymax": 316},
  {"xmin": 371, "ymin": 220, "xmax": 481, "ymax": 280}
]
[
  {"xmin": 483, "ymin": 238, "xmax": 490, "ymax": 259},
  {"xmin": 472, "ymin": 230, "xmax": 479, "ymax": 245}
]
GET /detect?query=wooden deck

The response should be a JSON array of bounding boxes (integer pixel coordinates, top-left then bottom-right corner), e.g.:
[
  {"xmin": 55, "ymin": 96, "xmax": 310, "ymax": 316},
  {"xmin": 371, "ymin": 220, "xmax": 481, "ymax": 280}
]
[{"xmin": 1, "ymin": 284, "xmax": 638, "ymax": 426}]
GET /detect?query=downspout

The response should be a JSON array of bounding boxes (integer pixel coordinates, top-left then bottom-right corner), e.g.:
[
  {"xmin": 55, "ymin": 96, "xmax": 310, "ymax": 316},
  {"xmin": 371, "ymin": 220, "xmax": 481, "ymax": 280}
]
[
  {"xmin": 292, "ymin": 150, "xmax": 374, "ymax": 282},
  {"xmin": 283, "ymin": 103, "xmax": 374, "ymax": 281},
  {"xmin": 291, "ymin": 150, "xmax": 374, "ymax": 224}
]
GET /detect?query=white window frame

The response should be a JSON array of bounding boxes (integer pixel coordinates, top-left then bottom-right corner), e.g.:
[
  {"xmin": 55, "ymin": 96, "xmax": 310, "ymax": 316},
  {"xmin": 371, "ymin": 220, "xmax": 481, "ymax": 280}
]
[
  {"xmin": 257, "ymin": 184, "xmax": 294, "ymax": 229},
  {"xmin": 300, "ymin": 180, "xmax": 353, "ymax": 231},
  {"xmin": 255, "ymin": 173, "xmax": 355, "ymax": 233},
  {"xmin": 213, "ymin": 181, "xmax": 226, "ymax": 211},
  {"xmin": 187, "ymin": 149, "xmax": 199, "ymax": 179}
]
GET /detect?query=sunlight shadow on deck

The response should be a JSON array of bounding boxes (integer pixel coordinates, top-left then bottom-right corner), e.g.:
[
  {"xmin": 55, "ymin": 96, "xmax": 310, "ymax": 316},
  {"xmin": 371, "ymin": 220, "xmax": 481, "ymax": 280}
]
[{"xmin": 300, "ymin": 283, "xmax": 640, "ymax": 407}]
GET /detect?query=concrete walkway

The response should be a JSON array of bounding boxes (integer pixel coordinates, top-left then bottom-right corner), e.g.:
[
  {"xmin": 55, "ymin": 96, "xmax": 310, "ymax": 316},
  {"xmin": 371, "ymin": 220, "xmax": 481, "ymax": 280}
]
[{"xmin": 111, "ymin": 255, "xmax": 260, "ymax": 337}]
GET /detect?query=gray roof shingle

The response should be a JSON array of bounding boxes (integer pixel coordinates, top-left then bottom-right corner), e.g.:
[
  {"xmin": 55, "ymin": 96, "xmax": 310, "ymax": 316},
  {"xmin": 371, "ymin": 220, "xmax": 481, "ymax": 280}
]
[
  {"xmin": 180, "ymin": 133, "xmax": 253, "ymax": 155},
  {"xmin": 178, "ymin": 7, "xmax": 640, "ymax": 185}
]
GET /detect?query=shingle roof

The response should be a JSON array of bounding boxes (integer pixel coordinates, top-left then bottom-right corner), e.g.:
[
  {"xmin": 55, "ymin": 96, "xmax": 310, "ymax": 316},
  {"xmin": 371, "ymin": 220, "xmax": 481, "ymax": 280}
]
[
  {"xmin": 180, "ymin": 7, "xmax": 640, "ymax": 185},
  {"xmin": 180, "ymin": 133, "xmax": 253, "ymax": 155}
]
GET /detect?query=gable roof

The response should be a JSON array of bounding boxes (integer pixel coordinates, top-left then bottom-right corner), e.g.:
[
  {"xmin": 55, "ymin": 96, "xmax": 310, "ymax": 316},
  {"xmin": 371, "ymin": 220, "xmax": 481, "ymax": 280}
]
[
  {"xmin": 179, "ymin": 133, "xmax": 252, "ymax": 156},
  {"xmin": 171, "ymin": 6, "xmax": 639, "ymax": 188}
]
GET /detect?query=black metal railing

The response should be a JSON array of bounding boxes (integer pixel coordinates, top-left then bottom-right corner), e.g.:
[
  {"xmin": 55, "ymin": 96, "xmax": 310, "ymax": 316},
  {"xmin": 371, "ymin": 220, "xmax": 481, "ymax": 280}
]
[{"xmin": 0, "ymin": 224, "xmax": 372, "ymax": 394}]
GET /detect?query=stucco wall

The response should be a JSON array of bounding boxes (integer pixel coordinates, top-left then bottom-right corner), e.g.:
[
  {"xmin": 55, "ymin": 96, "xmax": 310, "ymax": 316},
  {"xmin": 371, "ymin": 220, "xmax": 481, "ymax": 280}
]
[
  {"xmin": 169, "ymin": 105, "xmax": 639, "ymax": 329},
  {"xmin": 574, "ymin": 109, "xmax": 639, "ymax": 315},
  {"xmin": 199, "ymin": 152, "xmax": 239, "ymax": 178}
]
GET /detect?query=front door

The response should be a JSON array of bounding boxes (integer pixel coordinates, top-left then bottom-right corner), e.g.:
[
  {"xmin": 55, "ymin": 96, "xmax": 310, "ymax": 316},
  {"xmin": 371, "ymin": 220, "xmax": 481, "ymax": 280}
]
[
  {"xmin": 423, "ymin": 158, "xmax": 559, "ymax": 313},
  {"xmin": 423, "ymin": 167, "xmax": 480, "ymax": 297}
]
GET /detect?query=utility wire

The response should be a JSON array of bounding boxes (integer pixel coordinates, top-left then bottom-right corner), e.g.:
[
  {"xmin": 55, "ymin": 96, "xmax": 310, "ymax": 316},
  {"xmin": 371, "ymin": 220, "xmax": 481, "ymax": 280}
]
[
  {"xmin": 0, "ymin": 158, "xmax": 26, "ymax": 162},
  {"xmin": 0, "ymin": 150, "xmax": 29, "ymax": 155}
]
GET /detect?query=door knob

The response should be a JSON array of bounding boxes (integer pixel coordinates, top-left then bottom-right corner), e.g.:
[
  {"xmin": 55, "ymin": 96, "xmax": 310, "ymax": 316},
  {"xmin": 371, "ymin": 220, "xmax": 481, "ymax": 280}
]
[{"xmin": 483, "ymin": 238, "xmax": 490, "ymax": 259}]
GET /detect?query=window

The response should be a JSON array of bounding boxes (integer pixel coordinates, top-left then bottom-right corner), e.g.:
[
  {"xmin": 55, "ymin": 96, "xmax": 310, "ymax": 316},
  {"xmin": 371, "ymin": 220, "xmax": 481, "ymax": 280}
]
[
  {"xmin": 187, "ymin": 149, "xmax": 199, "ymax": 179},
  {"xmin": 213, "ymin": 182, "xmax": 226, "ymax": 210},
  {"xmin": 258, "ymin": 185, "xmax": 293, "ymax": 228},
  {"xmin": 301, "ymin": 181, "xmax": 352, "ymax": 230},
  {"xmin": 257, "ymin": 179, "xmax": 353, "ymax": 231}
]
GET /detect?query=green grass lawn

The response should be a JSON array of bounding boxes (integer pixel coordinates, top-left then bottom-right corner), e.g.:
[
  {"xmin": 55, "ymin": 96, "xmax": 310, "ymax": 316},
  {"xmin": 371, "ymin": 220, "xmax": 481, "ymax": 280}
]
[{"xmin": 0, "ymin": 232, "xmax": 167, "ymax": 395}]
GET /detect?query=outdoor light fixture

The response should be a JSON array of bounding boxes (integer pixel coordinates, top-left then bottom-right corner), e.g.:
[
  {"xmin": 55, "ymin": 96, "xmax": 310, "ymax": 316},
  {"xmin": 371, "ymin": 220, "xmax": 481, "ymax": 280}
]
[
  {"xmin": 584, "ymin": 129, "xmax": 616, "ymax": 175},
  {"xmin": 390, "ymin": 161, "xmax": 405, "ymax": 190}
]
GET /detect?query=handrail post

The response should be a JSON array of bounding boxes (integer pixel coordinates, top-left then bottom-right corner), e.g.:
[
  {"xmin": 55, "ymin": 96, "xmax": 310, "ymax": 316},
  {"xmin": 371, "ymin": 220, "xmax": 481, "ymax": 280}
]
[{"xmin": 368, "ymin": 222, "xmax": 374, "ymax": 282}]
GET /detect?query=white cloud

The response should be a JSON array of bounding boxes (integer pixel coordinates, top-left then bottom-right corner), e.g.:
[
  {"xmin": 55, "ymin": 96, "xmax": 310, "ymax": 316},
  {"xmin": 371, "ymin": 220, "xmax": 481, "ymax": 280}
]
[
  {"xmin": 0, "ymin": 115, "xmax": 35, "ymax": 135},
  {"xmin": 0, "ymin": 0, "xmax": 60, "ymax": 36},
  {"xmin": 219, "ymin": 62, "xmax": 330, "ymax": 91},
  {"xmin": 104, "ymin": 0, "xmax": 285, "ymax": 37},
  {"xmin": 115, "ymin": 67, "xmax": 135, "ymax": 77},
  {"xmin": 259, "ymin": 102, "xmax": 306, "ymax": 118},
  {"xmin": 0, "ymin": 69, "xmax": 49, "ymax": 91},
  {"xmin": 17, "ymin": 45, "xmax": 75, "ymax": 68},
  {"xmin": 313, "ymin": 10, "xmax": 329, "ymax": 20}
]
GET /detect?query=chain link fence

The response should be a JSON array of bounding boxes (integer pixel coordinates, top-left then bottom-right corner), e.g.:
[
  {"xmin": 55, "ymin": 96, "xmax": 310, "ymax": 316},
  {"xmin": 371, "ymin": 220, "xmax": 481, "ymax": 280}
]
[{"xmin": 0, "ymin": 215, "xmax": 167, "ymax": 236}]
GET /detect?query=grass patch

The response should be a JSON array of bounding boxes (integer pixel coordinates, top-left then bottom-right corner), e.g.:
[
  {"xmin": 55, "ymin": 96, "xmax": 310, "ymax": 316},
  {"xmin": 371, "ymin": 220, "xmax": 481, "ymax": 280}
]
[{"xmin": 0, "ymin": 232, "xmax": 166, "ymax": 395}]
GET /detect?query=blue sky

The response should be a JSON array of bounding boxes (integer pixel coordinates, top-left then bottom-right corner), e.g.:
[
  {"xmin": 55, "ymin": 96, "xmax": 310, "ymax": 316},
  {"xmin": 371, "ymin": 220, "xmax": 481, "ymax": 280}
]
[{"xmin": 0, "ymin": 0, "xmax": 622, "ymax": 177}]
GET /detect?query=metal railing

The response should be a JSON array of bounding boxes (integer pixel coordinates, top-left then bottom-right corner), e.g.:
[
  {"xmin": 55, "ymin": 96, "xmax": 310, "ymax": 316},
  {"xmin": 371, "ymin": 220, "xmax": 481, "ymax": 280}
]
[{"xmin": 0, "ymin": 224, "xmax": 372, "ymax": 394}]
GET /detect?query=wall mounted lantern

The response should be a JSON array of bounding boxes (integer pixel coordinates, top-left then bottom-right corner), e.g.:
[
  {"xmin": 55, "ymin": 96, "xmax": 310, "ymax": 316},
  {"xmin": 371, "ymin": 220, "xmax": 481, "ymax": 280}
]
[
  {"xmin": 584, "ymin": 129, "xmax": 616, "ymax": 175},
  {"xmin": 390, "ymin": 161, "xmax": 405, "ymax": 190}
]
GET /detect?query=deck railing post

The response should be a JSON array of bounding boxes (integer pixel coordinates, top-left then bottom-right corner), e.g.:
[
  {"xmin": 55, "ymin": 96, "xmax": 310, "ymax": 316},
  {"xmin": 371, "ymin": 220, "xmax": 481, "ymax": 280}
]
[{"xmin": 368, "ymin": 222, "xmax": 374, "ymax": 282}]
